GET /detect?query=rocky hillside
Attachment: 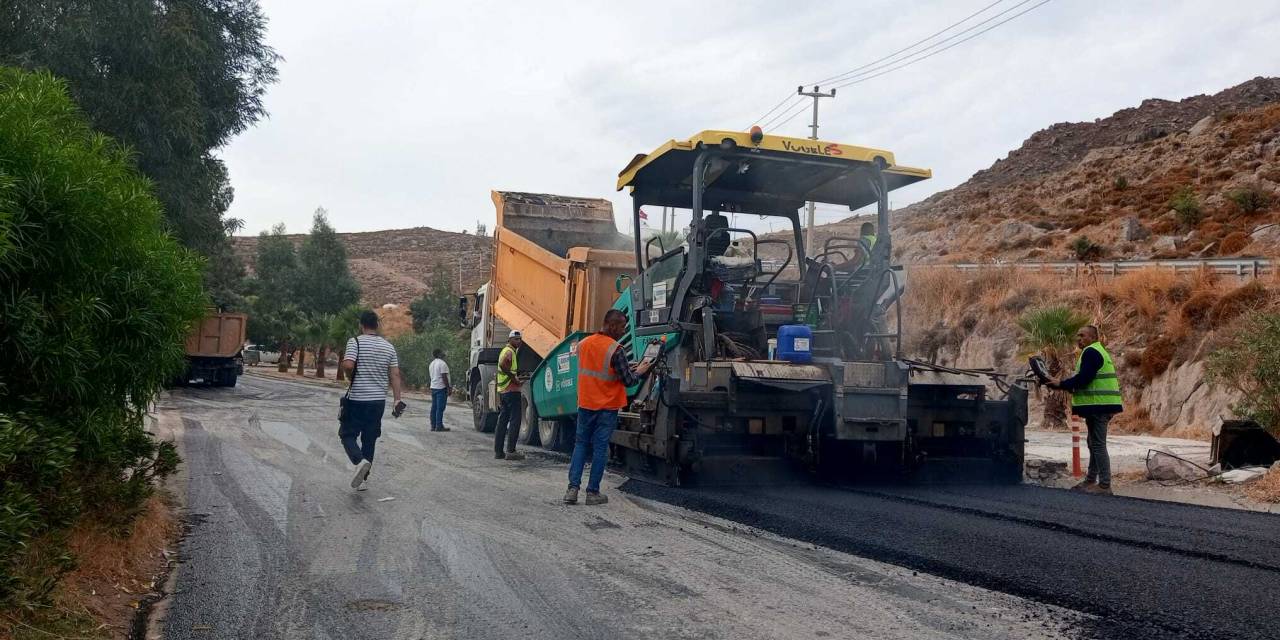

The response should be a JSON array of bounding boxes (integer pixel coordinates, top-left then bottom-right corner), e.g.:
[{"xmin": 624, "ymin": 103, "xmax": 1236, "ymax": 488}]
[
  {"xmin": 812, "ymin": 77, "xmax": 1280, "ymax": 264},
  {"xmin": 233, "ymin": 227, "xmax": 494, "ymax": 307}
]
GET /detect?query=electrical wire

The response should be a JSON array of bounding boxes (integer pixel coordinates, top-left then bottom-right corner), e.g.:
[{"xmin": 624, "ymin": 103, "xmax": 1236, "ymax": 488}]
[
  {"xmin": 759, "ymin": 98, "xmax": 812, "ymax": 131},
  {"xmin": 829, "ymin": 0, "xmax": 1052, "ymax": 91},
  {"xmin": 810, "ymin": 0, "xmax": 1009, "ymax": 86},
  {"xmin": 819, "ymin": 0, "xmax": 1036, "ymax": 87},
  {"xmin": 749, "ymin": 93, "xmax": 804, "ymax": 128}
]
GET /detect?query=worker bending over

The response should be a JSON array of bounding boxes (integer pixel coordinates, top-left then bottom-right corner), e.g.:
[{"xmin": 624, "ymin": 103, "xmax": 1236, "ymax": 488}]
[
  {"xmin": 564, "ymin": 309, "xmax": 653, "ymax": 505},
  {"xmin": 1051, "ymin": 324, "xmax": 1123, "ymax": 495}
]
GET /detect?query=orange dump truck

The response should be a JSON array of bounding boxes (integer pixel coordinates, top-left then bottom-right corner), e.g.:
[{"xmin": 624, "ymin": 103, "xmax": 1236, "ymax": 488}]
[
  {"xmin": 465, "ymin": 191, "xmax": 633, "ymax": 438},
  {"xmin": 179, "ymin": 311, "xmax": 247, "ymax": 387}
]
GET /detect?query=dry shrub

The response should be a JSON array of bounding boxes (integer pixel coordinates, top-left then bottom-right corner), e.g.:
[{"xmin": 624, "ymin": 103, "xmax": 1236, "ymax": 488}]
[
  {"xmin": 1243, "ymin": 467, "xmax": 1280, "ymax": 503},
  {"xmin": 1140, "ymin": 336, "xmax": 1178, "ymax": 380},
  {"xmin": 1209, "ymin": 280, "xmax": 1271, "ymax": 325},
  {"xmin": 1179, "ymin": 291, "xmax": 1219, "ymax": 329},
  {"xmin": 1218, "ymin": 231, "xmax": 1249, "ymax": 256},
  {"xmin": 1110, "ymin": 407, "xmax": 1155, "ymax": 435},
  {"xmin": 1108, "ymin": 268, "xmax": 1179, "ymax": 320}
]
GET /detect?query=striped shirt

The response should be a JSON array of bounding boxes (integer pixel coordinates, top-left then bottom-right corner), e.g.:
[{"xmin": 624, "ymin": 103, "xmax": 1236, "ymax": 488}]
[{"xmin": 343, "ymin": 335, "xmax": 399, "ymax": 401}]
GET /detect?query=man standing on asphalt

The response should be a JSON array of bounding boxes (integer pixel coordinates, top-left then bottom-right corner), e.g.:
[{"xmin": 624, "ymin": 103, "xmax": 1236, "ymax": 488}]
[
  {"xmin": 1052, "ymin": 324, "xmax": 1123, "ymax": 495},
  {"xmin": 564, "ymin": 309, "xmax": 653, "ymax": 505},
  {"xmin": 493, "ymin": 330, "xmax": 526, "ymax": 461},
  {"xmin": 340, "ymin": 310, "xmax": 405, "ymax": 491},
  {"xmin": 429, "ymin": 348, "xmax": 451, "ymax": 432}
]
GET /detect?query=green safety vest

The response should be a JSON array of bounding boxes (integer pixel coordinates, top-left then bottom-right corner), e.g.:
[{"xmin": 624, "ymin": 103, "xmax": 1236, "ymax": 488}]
[
  {"xmin": 860, "ymin": 234, "xmax": 877, "ymax": 265},
  {"xmin": 496, "ymin": 344, "xmax": 519, "ymax": 393},
  {"xmin": 1070, "ymin": 342, "xmax": 1123, "ymax": 409}
]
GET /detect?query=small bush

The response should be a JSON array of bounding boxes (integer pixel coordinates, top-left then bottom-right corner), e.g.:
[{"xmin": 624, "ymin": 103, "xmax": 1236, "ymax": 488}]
[
  {"xmin": 1206, "ymin": 312, "xmax": 1280, "ymax": 434},
  {"xmin": 1140, "ymin": 336, "xmax": 1179, "ymax": 380},
  {"xmin": 1227, "ymin": 185, "xmax": 1271, "ymax": 215},
  {"xmin": 1069, "ymin": 236, "xmax": 1103, "ymax": 261},
  {"xmin": 1113, "ymin": 175, "xmax": 1129, "ymax": 191},
  {"xmin": 1169, "ymin": 186, "xmax": 1203, "ymax": 227}
]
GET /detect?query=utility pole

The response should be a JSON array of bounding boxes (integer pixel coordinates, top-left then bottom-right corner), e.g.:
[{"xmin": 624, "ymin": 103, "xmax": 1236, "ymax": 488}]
[{"xmin": 797, "ymin": 85, "xmax": 836, "ymax": 256}]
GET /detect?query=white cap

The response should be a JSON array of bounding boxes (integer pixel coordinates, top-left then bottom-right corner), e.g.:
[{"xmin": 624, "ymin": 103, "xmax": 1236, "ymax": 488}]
[{"xmin": 509, "ymin": 329, "xmax": 522, "ymax": 339}]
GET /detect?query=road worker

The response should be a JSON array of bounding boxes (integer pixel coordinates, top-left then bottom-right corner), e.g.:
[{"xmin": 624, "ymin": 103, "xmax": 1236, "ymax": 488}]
[
  {"xmin": 1050, "ymin": 324, "xmax": 1123, "ymax": 495},
  {"xmin": 493, "ymin": 330, "xmax": 526, "ymax": 460},
  {"xmin": 563, "ymin": 309, "xmax": 654, "ymax": 505}
]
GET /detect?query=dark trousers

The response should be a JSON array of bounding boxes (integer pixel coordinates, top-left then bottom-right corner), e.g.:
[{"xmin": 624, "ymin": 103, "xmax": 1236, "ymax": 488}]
[
  {"xmin": 430, "ymin": 388, "xmax": 448, "ymax": 429},
  {"xmin": 339, "ymin": 399, "xmax": 385, "ymax": 465},
  {"xmin": 1084, "ymin": 412, "xmax": 1113, "ymax": 485},
  {"xmin": 493, "ymin": 390, "xmax": 522, "ymax": 455}
]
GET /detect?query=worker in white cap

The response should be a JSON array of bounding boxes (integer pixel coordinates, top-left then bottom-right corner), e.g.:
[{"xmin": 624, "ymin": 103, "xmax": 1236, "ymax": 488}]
[{"xmin": 493, "ymin": 329, "xmax": 526, "ymax": 460}]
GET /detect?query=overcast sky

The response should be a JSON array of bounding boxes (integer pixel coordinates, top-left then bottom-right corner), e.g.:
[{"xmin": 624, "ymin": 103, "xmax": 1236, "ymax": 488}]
[{"xmin": 221, "ymin": 0, "xmax": 1280, "ymax": 237}]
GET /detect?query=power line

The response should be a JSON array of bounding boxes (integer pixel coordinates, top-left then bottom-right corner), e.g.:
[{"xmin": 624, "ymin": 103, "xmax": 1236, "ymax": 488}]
[
  {"xmin": 823, "ymin": 0, "xmax": 1040, "ymax": 88},
  {"xmin": 760, "ymin": 98, "xmax": 811, "ymax": 130},
  {"xmin": 828, "ymin": 0, "xmax": 1052, "ymax": 91},
  {"xmin": 749, "ymin": 93, "xmax": 803, "ymax": 128},
  {"xmin": 810, "ymin": 0, "xmax": 1008, "ymax": 86}
]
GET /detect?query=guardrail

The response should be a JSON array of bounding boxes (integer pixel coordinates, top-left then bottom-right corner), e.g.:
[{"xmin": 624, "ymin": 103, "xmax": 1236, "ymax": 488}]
[{"xmin": 910, "ymin": 258, "xmax": 1274, "ymax": 280}]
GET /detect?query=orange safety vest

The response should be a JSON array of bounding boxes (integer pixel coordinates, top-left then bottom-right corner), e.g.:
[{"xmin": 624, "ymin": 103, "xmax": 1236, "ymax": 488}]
[{"xmin": 577, "ymin": 333, "xmax": 628, "ymax": 411}]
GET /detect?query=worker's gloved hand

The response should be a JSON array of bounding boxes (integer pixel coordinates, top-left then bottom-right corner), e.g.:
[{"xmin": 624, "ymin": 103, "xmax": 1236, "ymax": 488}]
[{"xmin": 392, "ymin": 401, "xmax": 407, "ymax": 418}]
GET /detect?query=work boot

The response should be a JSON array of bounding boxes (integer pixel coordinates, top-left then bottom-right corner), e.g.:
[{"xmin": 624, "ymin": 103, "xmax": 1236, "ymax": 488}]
[
  {"xmin": 563, "ymin": 486, "xmax": 579, "ymax": 504},
  {"xmin": 1085, "ymin": 483, "xmax": 1113, "ymax": 496},
  {"xmin": 1071, "ymin": 479, "xmax": 1095, "ymax": 492},
  {"xmin": 494, "ymin": 451, "xmax": 505, "ymax": 460},
  {"xmin": 504, "ymin": 451, "xmax": 525, "ymax": 461},
  {"xmin": 585, "ymin": 492, "xmax": 608, "ymax": 506},
  {"xmin": 437, "ymin": 426, "xmax": 451, "ymax": 432}
]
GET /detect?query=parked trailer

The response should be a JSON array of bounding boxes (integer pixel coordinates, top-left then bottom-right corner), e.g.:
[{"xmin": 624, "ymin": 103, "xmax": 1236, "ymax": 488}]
[
  {"xmin": 179, "ymin": 311, "xmax": 246, "ymax": 387},
  {"xmin": 465, "ymin": 191, "xmax": 634, "ymax": 447}
]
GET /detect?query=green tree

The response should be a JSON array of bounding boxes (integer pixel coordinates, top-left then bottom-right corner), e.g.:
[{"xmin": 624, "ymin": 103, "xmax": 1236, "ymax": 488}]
[
  {"xmin": 392, "ymin": 326, "xmax": 469, "ymax": 392},
  {"xmin": 296, "ymin": 208, "xmax": 361, "ymax": 317},
  {"xmin": 246, "ymin": 223, "xmax": 301, "ymax": 370},
  {"xmin": 409, "ymin": 263, "xmax": 460, "ymax": 333},
  {"xmin": 0, "ymin": 0, "xmax": 280, "ymax": 308},
  {"xmin": 1207, "ymin": 312, "xmax": 1280, "ymax": 435},
  {"xmin": 329, "ymin": 304, "xmax": 364, "ymax": 382},
  {"xmin": 1018, "ymin": 306, "xmax": 1090, "ymax": 430},
  {"xmin": 0, "ymin": 68, "xmax": 205, "ymax": 606}
]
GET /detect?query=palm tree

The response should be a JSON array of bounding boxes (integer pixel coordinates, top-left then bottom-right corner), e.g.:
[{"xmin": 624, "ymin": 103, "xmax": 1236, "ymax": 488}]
[
  {"xmin": 1018, "ymin": 306, "xmax": 1090, "ymax": 430},
  {"xmin": 274, "ymin": 304, "xmax": 302, "ymax": 373},
  {"xmin": 329, "ymin": 305, "xmax": 364, "ymax": 382},
  {"xmin": 310, "ymin": 313, "xmax": 335, "ymax": 379}
]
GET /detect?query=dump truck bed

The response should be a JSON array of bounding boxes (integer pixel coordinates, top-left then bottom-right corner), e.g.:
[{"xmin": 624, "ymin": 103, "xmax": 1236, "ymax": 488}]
[
  {"xmin": 489, "ymin": 190, "xmax": 633, "ymax": 356},
  {"xmin": 184, "ymin": 312, "xmax": 247, "ymax": 358}
]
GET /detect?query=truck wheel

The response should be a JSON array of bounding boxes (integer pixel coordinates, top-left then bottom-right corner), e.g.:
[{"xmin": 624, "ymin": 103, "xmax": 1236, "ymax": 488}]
[
  {"xmin": 538, "ymin": 417, "xmax": 575, "ymax": 453},
  {"xmin": 517, "ymin": 390, "xmax": 540, "ymax": 446},
  {"xmin": 223, "ymin": 371, "xmax": 238, "ymax": 388},
  {"xmin": 472, "ymin": 384, "xmax": 496, "ymax": 433}
]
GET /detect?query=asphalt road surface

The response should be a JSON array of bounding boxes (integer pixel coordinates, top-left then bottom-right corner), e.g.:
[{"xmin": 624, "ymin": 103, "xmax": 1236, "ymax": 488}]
[{"xmin": 151, "ymin": 373, "xmax": 1277, "ymax": 639}]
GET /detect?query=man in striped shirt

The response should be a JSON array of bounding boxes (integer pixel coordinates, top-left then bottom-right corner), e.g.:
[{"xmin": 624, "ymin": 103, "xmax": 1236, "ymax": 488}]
[{"xmin": 340, "ymin": 310, "xmax": 405, "ymax": 491}]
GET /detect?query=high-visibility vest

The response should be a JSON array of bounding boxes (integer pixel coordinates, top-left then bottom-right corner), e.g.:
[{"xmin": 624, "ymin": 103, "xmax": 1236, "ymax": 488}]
[
  {"xmin": 496, "ymin": 344, "xmax": 519, "ymax": 393},
  {"xmin": 860, "ymin": 234, "xmax": 877, "ymax": 266},
  {"xmin": 1070, "ymin": 342, "xmax": 1123, "ymax": 410},
  {"xmin": 577, "ymin": 333, "xmax": 627, "ymax": 411}
]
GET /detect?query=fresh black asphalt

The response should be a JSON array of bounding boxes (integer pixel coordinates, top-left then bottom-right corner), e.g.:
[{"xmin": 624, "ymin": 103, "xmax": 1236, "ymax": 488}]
[{"xmin": 622, "ymin": 480, "xmax": 1280, "ymax": 640}]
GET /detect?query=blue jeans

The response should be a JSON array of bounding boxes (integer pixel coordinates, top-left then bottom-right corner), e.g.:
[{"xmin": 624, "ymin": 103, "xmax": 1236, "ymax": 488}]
[
  {"xmin": 339, "ymin": 400, "xmax": 385, "ymax": 464},
  {"xmin": 568, "ymin": 408, "xmax": 619, "ymax": 493},
  {"xmin": 430, "ymin": 388, "xmax": 448, "ymax": 429}
]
